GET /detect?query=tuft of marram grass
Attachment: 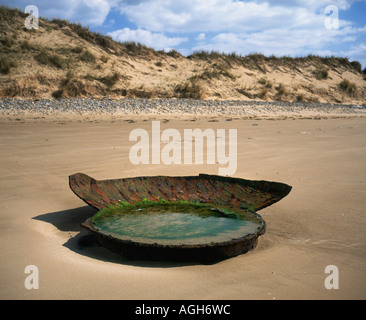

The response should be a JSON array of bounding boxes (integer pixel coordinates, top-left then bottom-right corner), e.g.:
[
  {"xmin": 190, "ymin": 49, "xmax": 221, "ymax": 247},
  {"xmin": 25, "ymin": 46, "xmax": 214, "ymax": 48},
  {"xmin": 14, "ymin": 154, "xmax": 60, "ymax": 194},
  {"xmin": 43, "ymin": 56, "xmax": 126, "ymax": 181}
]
[
  {"xmin": 313, "ymin": 68, "xmax": 328, "ymax": 80},
  {"xmin": 99, "ymin": 71, "xmax": 121, "ymax": 87},
  {"xmin": 35, "ymin": 50, "xmax": 66, "ymax": 69},
  {"xmin": 340, "ymin": 79, "xmax": 357, "ymax": 96},
  {"xmin": 79, "ymin": 49, "xmax": 96, "ymax": 63},
  {"xmin": 0, "ymin": 56, "xmax": 16, "ymax": 74},
  {"xmin": 258, "ymin": 77, "xmax": 273, "ymax": 88},
  {"xmin": 276, "ymin": 83, "xmax": 287, "ymax": 95},
  {"xmin": 174, "ymin": 79, "xmax": 203, "ymax": 99},
  {"xmin": 71, "ymin": 46, "xmax": 83, "ymax": 54}
]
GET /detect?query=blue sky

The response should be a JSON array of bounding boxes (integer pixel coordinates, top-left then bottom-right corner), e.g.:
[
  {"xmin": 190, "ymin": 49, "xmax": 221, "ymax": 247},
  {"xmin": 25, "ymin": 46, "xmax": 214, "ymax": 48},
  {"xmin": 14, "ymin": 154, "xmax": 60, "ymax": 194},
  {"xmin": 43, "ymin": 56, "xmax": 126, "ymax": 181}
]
[{"xmin": 3, "ymin": 0, "xmax": 366, "ymax": 67}]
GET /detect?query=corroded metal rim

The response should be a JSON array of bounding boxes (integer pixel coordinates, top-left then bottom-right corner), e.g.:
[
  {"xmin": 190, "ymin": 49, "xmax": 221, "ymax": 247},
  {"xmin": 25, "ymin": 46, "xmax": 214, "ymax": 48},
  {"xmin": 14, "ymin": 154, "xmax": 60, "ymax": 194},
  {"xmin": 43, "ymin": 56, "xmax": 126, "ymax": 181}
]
[
  {"xmin": 69, "ymin": 173, "xmax": 291, "ymax": 262},
  {"xmin": 80, "ymin": 217, "xmax": 266, "ymax": 263}
]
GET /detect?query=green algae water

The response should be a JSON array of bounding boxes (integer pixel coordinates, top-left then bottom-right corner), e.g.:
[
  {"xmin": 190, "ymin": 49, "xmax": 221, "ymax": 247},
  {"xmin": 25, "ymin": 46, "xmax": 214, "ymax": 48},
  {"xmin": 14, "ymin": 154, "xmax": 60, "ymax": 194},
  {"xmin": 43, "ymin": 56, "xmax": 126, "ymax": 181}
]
[{"xmin": 91, "ymin": 201, "xmax": 263, "ymax": 245}]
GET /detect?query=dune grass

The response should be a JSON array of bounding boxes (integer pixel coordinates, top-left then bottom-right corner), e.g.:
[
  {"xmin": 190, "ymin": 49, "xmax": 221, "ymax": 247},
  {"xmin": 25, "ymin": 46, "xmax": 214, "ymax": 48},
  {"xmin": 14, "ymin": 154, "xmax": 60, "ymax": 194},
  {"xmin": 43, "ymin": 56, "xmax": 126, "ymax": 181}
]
[
  {"xmin": 174, "ymin": 79, "xmax": 203, "ymax": 99},
  {"xmin": 0, "ymin": 56, "xmax": 16, "ymax": 74},
  {"xmin": 340, "ymin": 79, "xmax": 357, "ymax": 96},
  {"xmin": 99, "ymin": 72, "xmax": 121, "ymax": 87},
  {"xmin": 313, "ymin": 68, "xmax": 329, "ymax": 80},
  {"xmin": 79, "ymin": 49, "xmax": 96, "ymax": 63},
  {"xmin": 35, "ymin": 50, "xmax": 67, "ymax": 69}
]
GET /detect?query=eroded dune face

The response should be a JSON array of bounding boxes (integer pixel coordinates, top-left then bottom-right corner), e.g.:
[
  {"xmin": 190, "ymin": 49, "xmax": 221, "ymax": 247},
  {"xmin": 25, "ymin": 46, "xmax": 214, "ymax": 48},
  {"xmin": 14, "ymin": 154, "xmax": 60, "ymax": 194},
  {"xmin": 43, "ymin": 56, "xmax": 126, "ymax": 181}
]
[{"xmin": 1, "ymin": 7, "xmax": 365, "ymax": 104}]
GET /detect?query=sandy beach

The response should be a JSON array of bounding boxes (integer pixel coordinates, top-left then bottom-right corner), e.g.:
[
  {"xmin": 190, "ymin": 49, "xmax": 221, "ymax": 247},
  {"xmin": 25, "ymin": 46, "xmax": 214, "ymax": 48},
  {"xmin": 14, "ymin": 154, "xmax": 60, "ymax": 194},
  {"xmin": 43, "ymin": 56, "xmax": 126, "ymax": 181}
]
[{"xmin": 0, "ymin": 110, "xmax": 366, "ymax": 300}]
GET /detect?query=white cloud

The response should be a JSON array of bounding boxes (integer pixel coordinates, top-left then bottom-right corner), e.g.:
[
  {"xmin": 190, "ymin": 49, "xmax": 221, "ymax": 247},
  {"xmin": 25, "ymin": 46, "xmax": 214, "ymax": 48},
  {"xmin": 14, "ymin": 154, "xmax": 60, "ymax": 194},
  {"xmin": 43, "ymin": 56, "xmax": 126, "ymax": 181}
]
[
  {"xmin": 118, "ymin": 0, "xmax": 297, "ymax": 33},
  {"xmin": 192, "ymin": 24, "xmax": 366, "ymax": 58},
  {"xmin": 114, "ymin": 0, "xmax": 366, "ymax": 65},
  {"xmin": 252, "ymin": 0, "xmax": 357, "ymax": 10},
  {"xmin": 74, "ymin": 0, "xmax": 117, "ymax": 26},
  {"xmin": 2, "ymin": 0, "xmax": 118, "ymax": 26},
  {"xmin": 108, "ymin": 28, "xmax": 188, "ymax": 50},
  {"xmin": 195, "ymin": 33, "xmax": 206, "ymax": 41},
  {"xmin": 117, "ymin": 0, "xmax": 362, "ymax": 33}
]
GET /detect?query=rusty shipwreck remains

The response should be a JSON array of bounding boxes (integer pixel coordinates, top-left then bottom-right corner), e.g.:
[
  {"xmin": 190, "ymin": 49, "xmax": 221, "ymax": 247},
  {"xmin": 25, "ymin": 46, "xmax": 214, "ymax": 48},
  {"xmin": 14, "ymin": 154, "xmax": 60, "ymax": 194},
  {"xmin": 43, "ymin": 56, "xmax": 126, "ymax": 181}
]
[{"xmin": 69, "ymin": 173, "xmax": 291, "ymax": 263}]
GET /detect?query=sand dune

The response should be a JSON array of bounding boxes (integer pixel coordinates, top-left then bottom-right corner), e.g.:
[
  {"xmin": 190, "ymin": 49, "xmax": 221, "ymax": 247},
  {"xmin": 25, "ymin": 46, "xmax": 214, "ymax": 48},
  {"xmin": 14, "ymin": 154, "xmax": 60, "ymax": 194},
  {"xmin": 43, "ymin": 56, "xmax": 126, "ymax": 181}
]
[{"xmin": 1, "ymin": 7, "xmax": 365, "ymax": 104}]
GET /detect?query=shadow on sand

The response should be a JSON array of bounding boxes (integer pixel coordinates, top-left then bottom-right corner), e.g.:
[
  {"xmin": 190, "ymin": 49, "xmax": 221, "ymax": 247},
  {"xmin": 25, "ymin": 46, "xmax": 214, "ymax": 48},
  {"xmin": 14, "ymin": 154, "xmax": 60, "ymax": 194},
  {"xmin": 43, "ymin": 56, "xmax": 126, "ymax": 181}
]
[{"xmin": 32, "ymin": 206, "xmax": 204, "ymax": 268}]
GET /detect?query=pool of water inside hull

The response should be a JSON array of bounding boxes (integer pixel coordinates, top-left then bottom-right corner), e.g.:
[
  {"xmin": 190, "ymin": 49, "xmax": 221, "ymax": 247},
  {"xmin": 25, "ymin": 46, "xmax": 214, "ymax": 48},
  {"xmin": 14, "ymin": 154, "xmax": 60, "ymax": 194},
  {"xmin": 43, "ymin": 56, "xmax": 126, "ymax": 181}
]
[{"xmin": 93, "ymin": 207, "xmax": 262, "ymax": 245}]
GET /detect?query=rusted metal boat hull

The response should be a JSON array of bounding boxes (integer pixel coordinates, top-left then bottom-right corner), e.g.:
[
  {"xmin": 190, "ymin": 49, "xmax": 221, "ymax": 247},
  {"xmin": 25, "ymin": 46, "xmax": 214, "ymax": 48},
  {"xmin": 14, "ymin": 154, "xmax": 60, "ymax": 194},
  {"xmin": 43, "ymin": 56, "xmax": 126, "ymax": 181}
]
[{"xmin": 69, "ymin": 173, "xmax": 291, "ymax": 263}]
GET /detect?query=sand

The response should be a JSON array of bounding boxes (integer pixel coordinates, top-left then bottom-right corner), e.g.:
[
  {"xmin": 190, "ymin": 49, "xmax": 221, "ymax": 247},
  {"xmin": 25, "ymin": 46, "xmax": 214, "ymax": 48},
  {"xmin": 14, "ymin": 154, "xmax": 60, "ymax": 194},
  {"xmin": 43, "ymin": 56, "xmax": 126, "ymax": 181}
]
[{"xmin": 0, "ymin": 114, "xmax": 366, "ymax": 300}]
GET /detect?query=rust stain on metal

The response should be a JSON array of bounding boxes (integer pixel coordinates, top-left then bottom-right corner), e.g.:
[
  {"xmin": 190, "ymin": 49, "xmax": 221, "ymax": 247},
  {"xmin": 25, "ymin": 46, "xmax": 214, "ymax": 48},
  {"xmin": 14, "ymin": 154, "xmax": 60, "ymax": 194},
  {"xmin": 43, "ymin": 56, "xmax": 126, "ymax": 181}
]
[{"xmin": 69, "ymin": 173, "xmax": 291, "ymax": 211}]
